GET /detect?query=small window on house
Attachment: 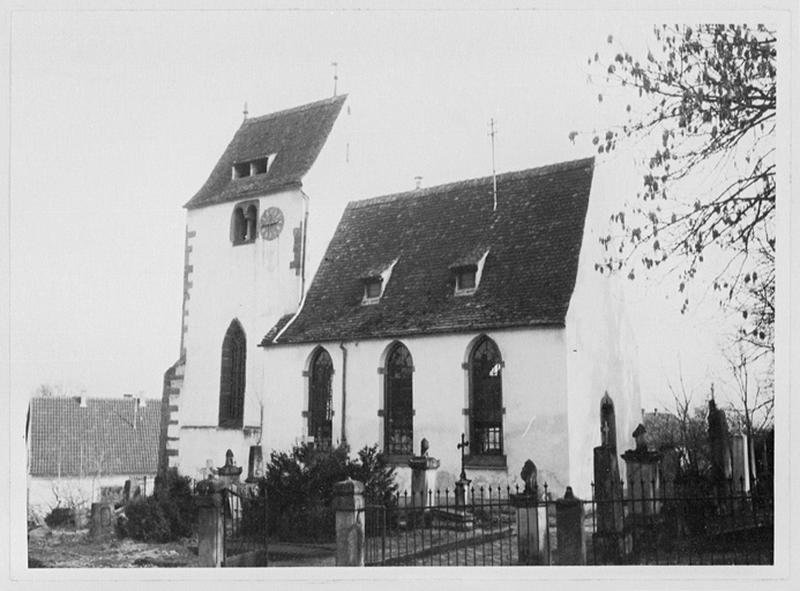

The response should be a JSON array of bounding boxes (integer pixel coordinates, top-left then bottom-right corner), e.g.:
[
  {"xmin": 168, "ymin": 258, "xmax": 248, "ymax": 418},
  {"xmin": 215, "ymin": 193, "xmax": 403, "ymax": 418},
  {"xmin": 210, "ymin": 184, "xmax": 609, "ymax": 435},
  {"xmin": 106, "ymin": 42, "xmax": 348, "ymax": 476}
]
[
  {"xmin": 456, "ymin": 269, "xmax": 477, "ymax": 291},
  {"xmin": 364, "ymin": 278, "xmax": 382, "ymax": 300},
  {"xmin": 231, "ymin": 200, "xmax": 259, "ymax": 245},
  {"xmin": 451, "ymin": 248, "xmax": 490, "ymax": 296},
  {"xmin": 233, "ymin": 162, "xmax": 250, "ymax": 179},
  {"xmin": 251, "ymin": 157, "xmax": 269, "ymax": 175},
  {"xmin": 361, "ymin": 258, "xmax": 399, "ymax": 305}
]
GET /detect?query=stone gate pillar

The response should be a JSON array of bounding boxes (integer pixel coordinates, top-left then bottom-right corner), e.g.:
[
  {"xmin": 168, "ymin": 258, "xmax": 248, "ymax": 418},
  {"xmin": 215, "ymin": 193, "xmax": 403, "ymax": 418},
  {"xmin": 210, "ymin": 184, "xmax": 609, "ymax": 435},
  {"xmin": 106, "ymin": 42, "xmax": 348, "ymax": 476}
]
[{"xmin": 333, "ymin": 478, "xmax": 365, "ymax": 566}]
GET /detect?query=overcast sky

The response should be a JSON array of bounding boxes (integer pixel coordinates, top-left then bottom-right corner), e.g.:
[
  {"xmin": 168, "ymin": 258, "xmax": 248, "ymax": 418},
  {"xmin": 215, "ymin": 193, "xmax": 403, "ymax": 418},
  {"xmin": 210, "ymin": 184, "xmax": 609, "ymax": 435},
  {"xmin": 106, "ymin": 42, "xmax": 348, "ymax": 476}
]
[{"xmin": 7, "ymin": 6, "xmax": 782, "ymax": 418}]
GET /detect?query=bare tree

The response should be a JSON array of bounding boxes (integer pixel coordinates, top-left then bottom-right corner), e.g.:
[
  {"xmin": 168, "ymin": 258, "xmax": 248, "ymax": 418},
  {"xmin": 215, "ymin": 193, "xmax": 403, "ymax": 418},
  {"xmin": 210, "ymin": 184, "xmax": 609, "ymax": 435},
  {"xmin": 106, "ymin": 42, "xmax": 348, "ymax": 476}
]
[{"xmin": 573, "ymin": 24, "xmax": 776, "ymax": 353}]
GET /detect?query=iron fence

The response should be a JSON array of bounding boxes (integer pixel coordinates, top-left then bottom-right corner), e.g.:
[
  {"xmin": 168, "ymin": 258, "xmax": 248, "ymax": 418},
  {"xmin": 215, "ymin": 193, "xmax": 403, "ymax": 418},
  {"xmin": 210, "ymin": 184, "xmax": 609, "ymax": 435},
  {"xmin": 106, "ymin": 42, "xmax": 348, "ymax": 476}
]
[
  {"xmin": 365, "ymin": 486, "xmax": 519, "ymax": 566},
  {"xmin": 537, "ymin": 477, "xmax": 773, "ymax": 565},
  {"xmin": 222, "ymin": 486, "xmax": 269, "ymax": 566}
]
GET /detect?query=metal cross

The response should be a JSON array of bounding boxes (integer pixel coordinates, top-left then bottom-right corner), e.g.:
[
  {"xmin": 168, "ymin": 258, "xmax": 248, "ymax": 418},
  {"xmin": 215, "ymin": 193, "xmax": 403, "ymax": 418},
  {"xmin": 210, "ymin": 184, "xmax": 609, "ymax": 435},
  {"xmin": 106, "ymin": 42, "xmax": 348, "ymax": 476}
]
[
  {"xmin": 457, "ymin": 433, "xmax": 469, "ymax": 481},
  {"xmin": 331, "ymin": 62, "xmax": 339, "ymax": 97},
  {"xmin": 488, "ymin": 118, "xmax": 498, "ymax": 211}
]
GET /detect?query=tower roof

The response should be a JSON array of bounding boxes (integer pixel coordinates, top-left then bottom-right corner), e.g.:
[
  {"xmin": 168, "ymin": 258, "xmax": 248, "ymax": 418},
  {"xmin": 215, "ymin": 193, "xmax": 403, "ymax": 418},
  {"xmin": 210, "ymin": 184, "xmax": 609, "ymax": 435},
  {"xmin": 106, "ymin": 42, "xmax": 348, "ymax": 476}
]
[{"xmin": 185, "ymin": 95, "xmax": 347, "ymax": 209}]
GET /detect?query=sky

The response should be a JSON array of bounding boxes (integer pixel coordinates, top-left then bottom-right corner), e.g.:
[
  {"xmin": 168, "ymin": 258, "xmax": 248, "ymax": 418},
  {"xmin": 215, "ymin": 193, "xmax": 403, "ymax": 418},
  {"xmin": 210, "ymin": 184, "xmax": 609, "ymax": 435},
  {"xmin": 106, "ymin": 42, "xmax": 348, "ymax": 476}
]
[{"xmin": 6, "ymin": 6, "xmax": 782, "ymax": 418}]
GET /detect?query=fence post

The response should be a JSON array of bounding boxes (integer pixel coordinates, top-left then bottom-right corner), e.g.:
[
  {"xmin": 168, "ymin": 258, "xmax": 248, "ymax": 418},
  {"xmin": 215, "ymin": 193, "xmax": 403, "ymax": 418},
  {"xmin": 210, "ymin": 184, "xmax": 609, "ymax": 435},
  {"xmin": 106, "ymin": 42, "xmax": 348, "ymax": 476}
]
[
  {"xmin": 333, "ymin": 478, "xmax": 365, "ymax": 566},
  {"xmin": 195, "ymin": 493, "xmax": 225, "ymax": 567},
  {"xmin": 555, "ymin": 486, "xmax": 586, "ymax": 565}
]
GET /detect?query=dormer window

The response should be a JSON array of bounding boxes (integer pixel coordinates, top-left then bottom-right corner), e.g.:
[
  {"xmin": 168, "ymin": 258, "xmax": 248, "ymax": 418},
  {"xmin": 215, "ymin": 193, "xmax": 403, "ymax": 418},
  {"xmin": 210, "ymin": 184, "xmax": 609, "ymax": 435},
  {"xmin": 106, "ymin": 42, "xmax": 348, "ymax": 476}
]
[
  {"xmin": 451, "ymin": 248, "xmax": 490, "ymax": 296},
  {"xmin": 364, "ymin": 278, "xmax": 382, "ymax": 300},
  {"xmin": 232, "ymin": 154, "xmax": 276, "ymax": 179},
  {"xmin": 361, "ymin": 258, "xmax": 399, "ymax": 305},
  {"xmin": 456, "ymin": 268, "xmax": 477, "ymax": 291},
  {"xmin": 231, "ymin": 200, "xmax": 259, "ymax": 245}
]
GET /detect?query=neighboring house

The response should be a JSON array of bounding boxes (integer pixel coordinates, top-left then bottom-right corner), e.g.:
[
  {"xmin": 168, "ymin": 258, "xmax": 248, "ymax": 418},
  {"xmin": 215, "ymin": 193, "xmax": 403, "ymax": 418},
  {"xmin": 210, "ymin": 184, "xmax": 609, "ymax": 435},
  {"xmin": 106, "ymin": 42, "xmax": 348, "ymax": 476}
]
[
  {"xmin": 27, "ymin": 396, "xmax": 160, "ymax": 518},
  {"xmin": 164, "ymin": 95, "xmax": 641, "ymax": 497}
]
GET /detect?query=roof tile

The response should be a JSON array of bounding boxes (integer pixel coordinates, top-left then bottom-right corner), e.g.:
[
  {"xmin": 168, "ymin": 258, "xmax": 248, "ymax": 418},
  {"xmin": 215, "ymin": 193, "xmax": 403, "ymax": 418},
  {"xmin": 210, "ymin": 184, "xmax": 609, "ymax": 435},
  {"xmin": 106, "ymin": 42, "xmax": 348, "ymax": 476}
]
[
  {"xmin": 28, "ymin": 397, "xmax": 161, "ymax": 477},
  {"xmin": 264, "ymin": 157, "xmax": 594, "ymax": 345}
]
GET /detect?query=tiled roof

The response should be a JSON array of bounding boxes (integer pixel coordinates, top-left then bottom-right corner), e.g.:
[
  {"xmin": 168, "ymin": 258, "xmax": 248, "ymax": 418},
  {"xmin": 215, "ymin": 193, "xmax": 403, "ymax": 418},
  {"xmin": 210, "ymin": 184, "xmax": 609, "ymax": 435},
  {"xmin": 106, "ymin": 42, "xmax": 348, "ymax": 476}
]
[
  {"xmin": 185, "ymin": 95, "xmax": 347, "ymax": 209},
  {"xmin": 264, "ymin": 157, "xmax": 594, "ymax": 345},
  {"xmin": 28, "ymin": 397, "xmax": 161, "ymax": 477}
]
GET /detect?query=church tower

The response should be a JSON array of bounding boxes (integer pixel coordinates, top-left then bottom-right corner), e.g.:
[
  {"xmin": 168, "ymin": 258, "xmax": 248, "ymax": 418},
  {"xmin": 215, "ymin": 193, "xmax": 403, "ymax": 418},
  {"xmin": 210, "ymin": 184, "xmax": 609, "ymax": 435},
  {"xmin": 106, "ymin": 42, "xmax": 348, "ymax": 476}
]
[{"xmin": 159, "ymin": 96, "xmax": 347, "ymax": 478}]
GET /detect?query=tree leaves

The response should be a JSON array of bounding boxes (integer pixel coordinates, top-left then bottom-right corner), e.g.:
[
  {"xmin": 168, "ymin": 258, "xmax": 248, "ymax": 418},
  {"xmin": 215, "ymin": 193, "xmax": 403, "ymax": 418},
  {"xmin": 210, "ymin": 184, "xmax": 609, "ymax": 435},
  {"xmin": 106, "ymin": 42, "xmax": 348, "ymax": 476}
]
[{"xmin": 584, "ymin": 24, "xmax": 775, "ymax": 352}]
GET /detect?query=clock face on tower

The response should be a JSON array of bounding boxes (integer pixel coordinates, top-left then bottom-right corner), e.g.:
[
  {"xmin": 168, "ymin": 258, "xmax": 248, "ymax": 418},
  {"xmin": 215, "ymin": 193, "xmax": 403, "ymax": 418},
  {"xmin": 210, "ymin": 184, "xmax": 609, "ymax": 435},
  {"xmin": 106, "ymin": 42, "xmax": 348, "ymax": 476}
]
[{"xmin": 259, "ymin": 207, "xmax": 284, "ymax": 241}]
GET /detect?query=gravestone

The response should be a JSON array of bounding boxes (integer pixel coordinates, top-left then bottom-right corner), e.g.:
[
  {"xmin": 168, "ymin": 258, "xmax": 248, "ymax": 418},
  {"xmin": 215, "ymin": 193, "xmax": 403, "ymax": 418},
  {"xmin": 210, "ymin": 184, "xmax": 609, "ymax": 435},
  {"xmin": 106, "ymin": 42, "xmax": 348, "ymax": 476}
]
[
  {"xmin": 592, "ymin": 393, "xmax": 625, "ymax": 562},
  {"xmin": 246, "ymin": 445, "xmax": 264, "ymax": 483},
  {"xmin": 510, "ymin": 459, "xmax": 541, "ymax": 564},
  {"xmin": 730, "ymin": 431, "xmax": 751, "ymax": 494},
  {"xmin": 217, "ymin": 449, "xmax": 243, "ymax": 487},
  {"xmin": 555, "ymin": 487, "xmax": 585, "ymax": 565},
  {"xmin": 89, "ymin": 502, "xmax": 116, "ymax": 540},
  {"xmin": 708, "ymin": 399, "xmax": 733, "ymax": 497},
  {"xmin": 408, "ymin": 438, "xmax": 440, "ymax": 513}
]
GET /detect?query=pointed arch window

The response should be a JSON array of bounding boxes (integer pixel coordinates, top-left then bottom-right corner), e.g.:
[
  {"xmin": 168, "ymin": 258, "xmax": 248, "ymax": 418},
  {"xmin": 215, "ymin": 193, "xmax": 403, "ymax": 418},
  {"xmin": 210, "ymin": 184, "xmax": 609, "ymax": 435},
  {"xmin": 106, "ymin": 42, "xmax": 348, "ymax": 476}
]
[
  {"xmin": 384, "ymin": 342, "xmax": 414, "ymax": 456},
  {"xmin": 308, "ymin": 348, "xmax": 334, "ymax": 449},
  {"xmin": 219, "ymin": 320, "xmax": 246, "ymax": 428},
  {"xmin": 469, "ymin": 336, "xmax": 504, "ymax": 455}
]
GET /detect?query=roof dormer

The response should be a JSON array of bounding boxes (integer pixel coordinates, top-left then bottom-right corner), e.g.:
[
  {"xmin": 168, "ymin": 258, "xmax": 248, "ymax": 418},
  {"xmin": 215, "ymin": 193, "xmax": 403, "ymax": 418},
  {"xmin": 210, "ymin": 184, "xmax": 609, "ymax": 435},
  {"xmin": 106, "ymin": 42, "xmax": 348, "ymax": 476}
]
[
  {"xmin": 232, "ymin": 154, "xmax": 277, "ymax": 180},
  {"xmin": 361, "ymin": 259, "xmax": 399, "ymax": 305},
  {"xmin": 450, "ymin": 248, "xmax": 490, "ymax": 296}
]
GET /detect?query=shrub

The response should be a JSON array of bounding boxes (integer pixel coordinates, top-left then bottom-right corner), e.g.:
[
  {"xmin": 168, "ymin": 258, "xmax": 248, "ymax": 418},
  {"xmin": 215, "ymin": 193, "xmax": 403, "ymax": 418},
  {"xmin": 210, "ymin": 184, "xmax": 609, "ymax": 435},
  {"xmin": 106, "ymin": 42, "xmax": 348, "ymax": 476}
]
[
  {"xmin": 44, "ymin": 507, "xmax": 74, "ymax": 529},
  {"xmin": 261, "ymin": 442, "xmax": 397, "ymax": 542},
  {"xmin": 118, "ymin": 496, "xmax": 171, "ymax": 543},
  {"xmin": 118, "ymin": 468, "xmax": 197, "ymax": 542}
]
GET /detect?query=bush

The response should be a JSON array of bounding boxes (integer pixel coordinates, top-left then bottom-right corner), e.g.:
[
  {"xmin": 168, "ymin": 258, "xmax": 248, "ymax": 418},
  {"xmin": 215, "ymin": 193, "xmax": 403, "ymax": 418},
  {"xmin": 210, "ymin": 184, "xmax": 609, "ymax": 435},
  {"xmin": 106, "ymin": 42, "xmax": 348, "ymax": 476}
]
[
  {"xmin": 118, "ymin": 497, "xmax": 172, "ymax": 543},
  {"xmin": 118, "ymin": 468, "xmax": 197, "ymax": 542},
  {"xmin": 44, "ymin": 507, "xmax": 74, "ymax": 529},
  {"xmin": 261, "ymin": 443, "xmax": 397, "ymax": 542}
]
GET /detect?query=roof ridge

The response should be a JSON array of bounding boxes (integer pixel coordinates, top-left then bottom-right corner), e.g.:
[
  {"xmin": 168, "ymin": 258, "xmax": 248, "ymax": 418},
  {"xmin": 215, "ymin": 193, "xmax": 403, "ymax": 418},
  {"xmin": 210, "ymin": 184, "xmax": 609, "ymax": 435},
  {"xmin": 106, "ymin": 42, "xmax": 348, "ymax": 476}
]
[
  {"xmin": 347, "ymin": 156, "xmax": 594, "ymax": 210},
  {"xmin": 244, "ymin": 94, "xmax": 348, "ymax": 125},
  {"xmin": 31, "ymin": 396, "xmax": 161, "ymax": 403}
]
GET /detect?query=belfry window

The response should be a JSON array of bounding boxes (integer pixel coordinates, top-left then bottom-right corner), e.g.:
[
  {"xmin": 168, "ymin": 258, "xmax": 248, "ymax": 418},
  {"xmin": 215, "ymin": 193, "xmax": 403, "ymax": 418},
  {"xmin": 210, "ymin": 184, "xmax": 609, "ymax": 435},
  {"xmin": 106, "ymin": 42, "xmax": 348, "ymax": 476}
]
[
  {"xmin": 468, "ymin": 336, "xmax": 504, "ymax": 455},
  {"xmin": 384, "ymin": 342, "xmax": 414, "ymax": 456},
  {"xmin": 230, "ymin": 200, "xmax": 259, "ymax": 245},
  {"xmin": 308, "ymin": 348, "xmax": 334, "ymax": 450},
  {"xmin": 219, "ymin": 320, "xmax": 246, "ymax": 429}
]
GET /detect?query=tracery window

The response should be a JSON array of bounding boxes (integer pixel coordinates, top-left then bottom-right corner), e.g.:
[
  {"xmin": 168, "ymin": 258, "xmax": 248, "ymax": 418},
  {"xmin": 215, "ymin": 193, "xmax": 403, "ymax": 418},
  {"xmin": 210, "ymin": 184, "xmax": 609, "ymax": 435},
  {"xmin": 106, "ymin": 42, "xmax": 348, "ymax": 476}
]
[
  {"xmin": 219, "ymin": 320, "xmax": 246, "ymax": 428},
  {"xmin": 308, "ymin": 348, "xmax": 334, "ymax": 449},
  {"xmin": 469, "ymin": 337, "xmax": 504, "ymax": 455},
  {"xmin": 384, "ymin": 343, "xmax": 414, "ymax": 456}
]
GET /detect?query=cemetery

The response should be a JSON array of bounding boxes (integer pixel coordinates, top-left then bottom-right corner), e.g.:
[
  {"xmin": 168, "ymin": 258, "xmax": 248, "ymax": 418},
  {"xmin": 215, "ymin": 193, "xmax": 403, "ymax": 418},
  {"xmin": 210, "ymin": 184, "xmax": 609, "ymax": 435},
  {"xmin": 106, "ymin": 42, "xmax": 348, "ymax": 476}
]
[{"xmin": 28, "ymin": 394, "xmax": 773, "ymax": 567}]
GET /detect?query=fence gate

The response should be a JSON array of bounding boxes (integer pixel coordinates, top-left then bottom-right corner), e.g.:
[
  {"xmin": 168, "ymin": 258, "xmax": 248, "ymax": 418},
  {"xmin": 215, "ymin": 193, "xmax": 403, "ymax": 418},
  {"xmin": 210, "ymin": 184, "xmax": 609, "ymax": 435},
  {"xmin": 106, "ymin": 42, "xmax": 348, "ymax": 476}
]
[
  {"xmin": 365, "ymin": 487, "xmax": 518, "ymax": 566},
  {"xmin": 222, "ymin": 486, "xmax": 269, "ymax": 567}
]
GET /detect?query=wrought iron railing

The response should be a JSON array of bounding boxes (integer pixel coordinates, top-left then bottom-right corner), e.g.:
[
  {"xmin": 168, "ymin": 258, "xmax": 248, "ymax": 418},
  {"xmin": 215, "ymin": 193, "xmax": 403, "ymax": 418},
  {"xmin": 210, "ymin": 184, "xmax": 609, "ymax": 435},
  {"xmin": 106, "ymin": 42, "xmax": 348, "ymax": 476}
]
[{"xmin": 365, "ymin": 486, "xmax": 518, "ymax": 566}]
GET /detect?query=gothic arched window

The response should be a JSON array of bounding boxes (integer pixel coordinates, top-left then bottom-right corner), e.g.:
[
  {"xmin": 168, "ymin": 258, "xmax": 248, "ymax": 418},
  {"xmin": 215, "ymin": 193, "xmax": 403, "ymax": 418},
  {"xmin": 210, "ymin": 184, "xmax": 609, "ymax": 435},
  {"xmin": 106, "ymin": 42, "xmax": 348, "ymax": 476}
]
[
  {"xmin": 308, "ymin": 348, "xmax": 334, "ymax": 449},
  {"xmin": 384, "ymin": 342, "xmax": 414, "ymax": 456},
  {"xmin": 219, "ymin": 320, "xmax": 246, "ymax": 428},
  {"xmin": 469, "ymin": 336, "xmax": 504, "ymax": 455}
]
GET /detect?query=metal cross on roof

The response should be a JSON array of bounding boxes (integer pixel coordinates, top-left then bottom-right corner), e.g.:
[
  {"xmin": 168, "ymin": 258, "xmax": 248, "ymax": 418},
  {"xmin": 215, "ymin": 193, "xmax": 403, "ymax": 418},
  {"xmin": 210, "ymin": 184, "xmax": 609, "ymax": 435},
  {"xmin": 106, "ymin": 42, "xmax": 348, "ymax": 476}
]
[{"xmin": 457, "ymin": 433, "xmax": 469, "ymax": 481}]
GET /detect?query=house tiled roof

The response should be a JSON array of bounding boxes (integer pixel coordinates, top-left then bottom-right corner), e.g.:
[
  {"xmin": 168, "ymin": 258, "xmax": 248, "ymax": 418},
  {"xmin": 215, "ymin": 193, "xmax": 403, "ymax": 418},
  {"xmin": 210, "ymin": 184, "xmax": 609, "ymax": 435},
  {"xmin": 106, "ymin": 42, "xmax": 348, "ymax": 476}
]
[
  {"xmin": 185, "ymin": 95, "xmax": 347, "ymax": 209},
  {"xmin": 28, "ymin": 397, "xmax": 161, "ymax": 477},
  {"xmin": 264, "ymin": 157, "xmax": 594, "ymax": 345}
]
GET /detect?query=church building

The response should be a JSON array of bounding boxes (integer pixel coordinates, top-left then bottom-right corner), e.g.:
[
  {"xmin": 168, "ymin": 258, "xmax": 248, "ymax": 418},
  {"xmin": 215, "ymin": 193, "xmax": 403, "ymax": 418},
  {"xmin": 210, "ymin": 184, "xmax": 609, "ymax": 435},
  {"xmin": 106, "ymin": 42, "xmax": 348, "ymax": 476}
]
[{"xmin": 161, "ymin": 95, "xmax": 641, "ymax": 496}]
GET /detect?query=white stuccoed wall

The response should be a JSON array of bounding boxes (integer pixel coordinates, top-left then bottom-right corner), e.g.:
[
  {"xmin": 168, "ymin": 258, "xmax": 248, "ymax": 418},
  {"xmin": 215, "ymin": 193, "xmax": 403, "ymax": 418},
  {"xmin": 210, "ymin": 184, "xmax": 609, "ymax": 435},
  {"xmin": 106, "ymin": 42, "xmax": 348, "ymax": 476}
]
[
  {"xmin": 564, "ymin": 167, "xmax": 643, "ymax": 500},
  {"xmin": 177, "ymin": 187, "xmax": 306, "ymax": 477},
  {"xmin": 261, "ymin": 327, "xmax": 571, "ymax": 494},
  {"xmin": 27, "ymin": 473, "xmax": 156, "ymax": 519}
]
